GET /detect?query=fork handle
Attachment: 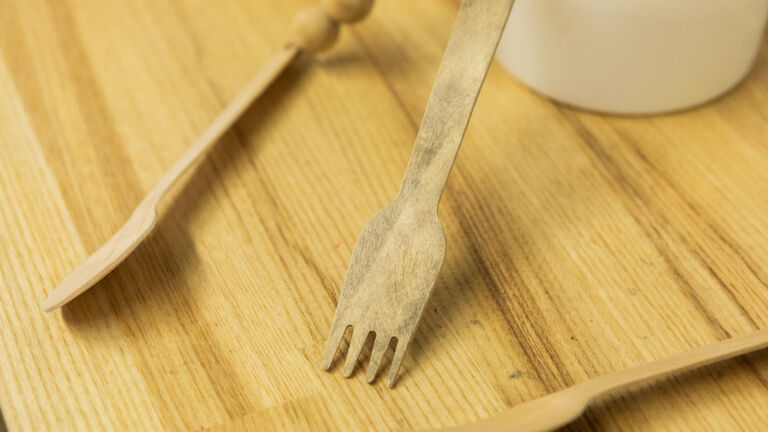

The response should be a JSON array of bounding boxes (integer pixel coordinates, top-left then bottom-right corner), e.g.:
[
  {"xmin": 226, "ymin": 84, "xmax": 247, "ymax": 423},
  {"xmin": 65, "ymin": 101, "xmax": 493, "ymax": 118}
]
[{"xmin": 398, "ymin": 0, "xmax": 515, "ymax": 210}]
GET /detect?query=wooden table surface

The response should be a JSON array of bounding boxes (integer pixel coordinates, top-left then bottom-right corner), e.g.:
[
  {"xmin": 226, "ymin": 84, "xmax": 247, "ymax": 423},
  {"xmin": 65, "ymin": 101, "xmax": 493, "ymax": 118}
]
[{"xmin": 1, "ymin": 0, "xmax": 767, "ymax": 430}]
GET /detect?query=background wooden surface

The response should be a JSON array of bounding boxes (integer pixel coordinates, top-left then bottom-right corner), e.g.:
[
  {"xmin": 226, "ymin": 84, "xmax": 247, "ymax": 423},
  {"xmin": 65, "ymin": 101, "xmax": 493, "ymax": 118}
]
[{"xmin": 1, "ymin": 0, "xmax": 767, "ymax": 430}]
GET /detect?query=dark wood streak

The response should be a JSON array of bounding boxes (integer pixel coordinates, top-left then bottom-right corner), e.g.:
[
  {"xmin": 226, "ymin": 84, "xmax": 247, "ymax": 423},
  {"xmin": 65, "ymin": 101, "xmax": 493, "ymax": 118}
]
[
  {"xmin": 219, "ymin": 61, "xmax": 351, "ymax": 313},
  {"xmin": 140, "ymin": 229, "xmax": 256, "ymax": 422},
  {"xmin": 294, "ymin": 244, "xmax": 339, "ymax": 302},
  {"xmin": 738, "ymin": 356, "xmax": 768, "ymax": 392},
  {"xmin": 616, "ymin": 129, "xmax": 768, "ymax": 315},
  {"xmin": 352, "ymin": 30, "xmax": 421, "ymax": 132},
  {"xmin": 0, "ymin": 1, "xmax": 146, "ymax": 250},
  {"xmin": 621, "ymin": 130, "xmax": 768, "ymax": 288},
  {"xmin": 177, "ymin": 278, "xmax": 255, "ymax": 420},
  {"xmin": 132, "ymin": 62, "xmax": 305, "ymax": 423},
  {"xmin": 354, "ymin": 0, "xmax": 581, "ymax": 394},
  {"xmin": 2, "ymin": 2, "xmax": 253, "ymax": 426},
  {"xmin": 563, "ymin": 112, "xmax": 766, "ymax": 331},
  {"xmin": 558, "ymin": 109, "xmax": 732, "ymax": 340},
  {"xmin": 242, "ymin": 140, "xmax": 341, "ymax": 307},
  {"xmin": 353, "ymin": 1, "xmax": 578, "ymax": 395},
  {"xmin": 224, "ymin": 126, "xmax": 343, "ymax": 338},
  {"xmin": 446, "ymin": 175, "xmax": 574, "ymax": 393},
  {"xmin": 0, "ymin": 407, "xmax": 7, "ymax": 432}
]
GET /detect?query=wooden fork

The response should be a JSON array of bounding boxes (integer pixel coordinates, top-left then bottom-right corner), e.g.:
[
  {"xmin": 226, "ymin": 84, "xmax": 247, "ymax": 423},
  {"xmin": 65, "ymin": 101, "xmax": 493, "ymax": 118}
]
[{"xmin": 321, "ymin": 0, "xmax": 516, "ymax": 387}]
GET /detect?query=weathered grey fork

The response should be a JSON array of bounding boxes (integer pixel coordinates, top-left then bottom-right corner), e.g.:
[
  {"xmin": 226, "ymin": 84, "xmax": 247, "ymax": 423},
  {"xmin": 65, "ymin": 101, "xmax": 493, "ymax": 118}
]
[{"xmin": 321, "ymin": 0, "xmax": 516, "ymax": 387}]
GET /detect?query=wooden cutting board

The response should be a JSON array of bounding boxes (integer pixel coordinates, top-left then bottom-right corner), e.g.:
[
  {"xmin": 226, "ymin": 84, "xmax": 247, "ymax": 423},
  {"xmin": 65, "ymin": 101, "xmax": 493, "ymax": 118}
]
[{"xmin": 1, "ymin": 0, "xmax": 767, "ymax": 430}]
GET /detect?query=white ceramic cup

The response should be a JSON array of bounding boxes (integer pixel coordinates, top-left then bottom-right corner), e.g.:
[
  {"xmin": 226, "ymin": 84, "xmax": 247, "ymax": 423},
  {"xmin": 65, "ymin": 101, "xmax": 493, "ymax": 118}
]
[{"xmin": 496, "ymin": 0, "xmax": 768, "ymax": 114}]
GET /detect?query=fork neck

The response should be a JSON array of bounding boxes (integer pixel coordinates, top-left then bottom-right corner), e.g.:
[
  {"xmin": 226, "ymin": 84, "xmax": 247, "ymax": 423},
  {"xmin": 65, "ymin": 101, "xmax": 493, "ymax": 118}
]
[
  {"xmin": 395, "ymin": 0, "xmax": 514, "ymax": 212},
  {"xmin": 397, "ymin": 127, "xmax": 463, "ymax": 212}
]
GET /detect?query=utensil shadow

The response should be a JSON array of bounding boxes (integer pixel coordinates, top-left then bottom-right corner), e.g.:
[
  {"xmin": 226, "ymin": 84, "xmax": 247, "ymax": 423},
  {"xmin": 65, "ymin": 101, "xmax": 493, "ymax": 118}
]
[
  {"xmin": 571, "ymin": 350, "xmax": 768, "ymax": 431},
  {"xmin": 60, "ymin": 54, "xmax": 313, "ymax": 327},
  {"xmin": 405, "ymin": 173, "xmax": 529, "ymax": 378}
]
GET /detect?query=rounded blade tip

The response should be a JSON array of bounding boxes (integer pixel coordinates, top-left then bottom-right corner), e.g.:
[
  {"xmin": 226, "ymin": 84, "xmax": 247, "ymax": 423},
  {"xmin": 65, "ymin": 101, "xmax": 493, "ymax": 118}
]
[
  {"xmin": 320, "ymin": 358, "xmax": 332, "ymax": 371},
  {"xmin": 41, "ymin": 295, "xmax": 63, "ymax": 312}
]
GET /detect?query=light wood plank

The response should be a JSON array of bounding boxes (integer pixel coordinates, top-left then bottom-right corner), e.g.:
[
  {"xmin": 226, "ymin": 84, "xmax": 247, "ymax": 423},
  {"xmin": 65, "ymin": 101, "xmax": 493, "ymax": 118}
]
[{"xmin": 1, "ymin": 0, "xmax": 767, "ymax": 430}]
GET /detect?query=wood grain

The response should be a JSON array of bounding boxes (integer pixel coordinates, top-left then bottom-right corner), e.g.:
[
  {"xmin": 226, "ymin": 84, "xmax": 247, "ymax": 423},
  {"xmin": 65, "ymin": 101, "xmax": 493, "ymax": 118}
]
[
  {"xmin": 42, "ymin": 45, "xmax": 300, "ymax": 312},
  {"xmin": 455, "ymin": 329, "xmax": 768, "ymax": 431},
  {"xmin": 0, "ymin": 0, "xmax": 767, "ymax": 431}
]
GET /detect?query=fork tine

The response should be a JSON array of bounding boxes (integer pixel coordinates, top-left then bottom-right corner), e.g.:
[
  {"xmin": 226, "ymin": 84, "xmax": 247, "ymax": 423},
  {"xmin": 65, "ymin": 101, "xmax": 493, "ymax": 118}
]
[
  {"xmin": 366, "ymin": 334, "xmax": 390, "ymax": 383},
  {"xmin": 321, "ymin": 322, "xmax": 347, "ymax": 370},
  {"xmin": 387, "ymin": 338, "xmax": 409, "ymax": 388},
  {"xmin": 342, "ymin": 328, "xmax": 369, "ymax": 377}
]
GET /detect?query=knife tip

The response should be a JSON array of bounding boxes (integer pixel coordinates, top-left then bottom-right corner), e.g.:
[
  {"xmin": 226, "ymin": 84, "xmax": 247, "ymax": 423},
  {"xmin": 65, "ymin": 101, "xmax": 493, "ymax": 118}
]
[{"xmin": 42, "ymin": 298, "xmax": 59, "ymax": 312}]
